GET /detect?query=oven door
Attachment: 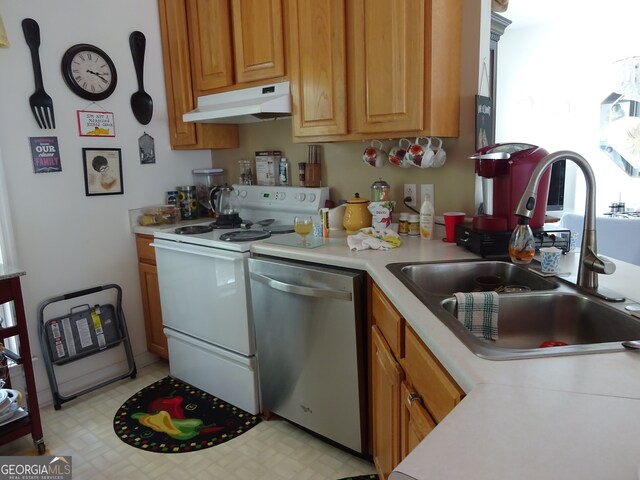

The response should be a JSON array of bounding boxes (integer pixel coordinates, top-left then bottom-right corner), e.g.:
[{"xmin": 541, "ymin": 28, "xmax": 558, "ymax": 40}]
[{"xmin": 152, "ymin": 239, "xmax": 254, "ymax": 356}]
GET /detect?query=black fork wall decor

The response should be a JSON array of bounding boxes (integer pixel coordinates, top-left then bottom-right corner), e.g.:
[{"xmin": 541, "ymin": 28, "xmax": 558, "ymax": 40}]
[{"xmin": 21, "ymin": 18, "xmax": 56, "ymax": 129}]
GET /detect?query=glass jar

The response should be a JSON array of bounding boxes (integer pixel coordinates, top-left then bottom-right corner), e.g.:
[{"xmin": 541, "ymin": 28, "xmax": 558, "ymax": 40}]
[
  {"xmin": 177, "ymin": 185, "xmax": 198, "ymax": 220},
  {"xmin": 371, "ymin": 178, "xmax": 391, "ymax": 202}
]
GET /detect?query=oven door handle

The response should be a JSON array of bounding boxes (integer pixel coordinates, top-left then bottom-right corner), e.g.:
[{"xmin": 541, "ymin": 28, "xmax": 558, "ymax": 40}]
[{"xmin": 249, "ymin": 272, "xmax": 352, "ymax": 301}]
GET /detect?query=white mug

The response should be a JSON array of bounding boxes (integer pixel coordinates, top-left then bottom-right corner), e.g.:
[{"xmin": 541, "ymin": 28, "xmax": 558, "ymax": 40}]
[
  {"xmin": 406, "ymin": 137, "xmax": 434, "ymax": 168},
  {"xmin": 388, "ymin": 138, "xmax": 412, "ymax": 167},
  {"xmin": 362, "ymin": 139, "xmax": 387, "ymax": 168},
  {"xmin": 431, "ymin": 137, "xmax": 447, "ymax": 167}
]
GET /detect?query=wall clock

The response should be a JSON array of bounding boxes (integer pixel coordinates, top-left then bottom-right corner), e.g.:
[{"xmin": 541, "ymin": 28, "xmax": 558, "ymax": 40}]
[{"xmin": 61, "ymin": 43, "xmax": 117, "ymax": 101}]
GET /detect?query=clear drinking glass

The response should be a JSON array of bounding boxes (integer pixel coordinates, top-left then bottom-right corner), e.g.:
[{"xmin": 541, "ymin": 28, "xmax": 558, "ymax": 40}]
[{"xmin": 294, "ymin": 215, "xmax": 313, "ymax": 246}]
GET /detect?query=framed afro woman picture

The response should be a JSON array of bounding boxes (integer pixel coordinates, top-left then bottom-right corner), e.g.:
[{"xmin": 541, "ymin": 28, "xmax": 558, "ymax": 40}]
[{"xmin": 82, "ymin": 148, "xmax": 124, "ymax": 196}]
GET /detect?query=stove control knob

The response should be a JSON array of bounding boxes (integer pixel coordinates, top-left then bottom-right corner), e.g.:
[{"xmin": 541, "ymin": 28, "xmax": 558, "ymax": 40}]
[
  {"xmin": 295, "ymin": 193, "xmax": 306, "ymax": 202},
  {"xmin": 237, "ymin": 189, "xmax": 247, "ymax": 198},
  {"xmin": 307, "ymin": 194, "xmax": 316, "ymax": 202}
]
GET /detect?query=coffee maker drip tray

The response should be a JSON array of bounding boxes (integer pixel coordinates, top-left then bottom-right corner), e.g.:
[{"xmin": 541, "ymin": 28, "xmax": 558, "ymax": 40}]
[{"xmin": 455, "ymin": 223, "xmax": 571, "ymax": 258}]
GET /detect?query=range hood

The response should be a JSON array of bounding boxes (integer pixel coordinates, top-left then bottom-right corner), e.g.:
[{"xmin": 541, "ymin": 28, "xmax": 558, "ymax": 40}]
[{"xmin": 183, "ymin": 81, "xmax": 291, "ymax": 124}]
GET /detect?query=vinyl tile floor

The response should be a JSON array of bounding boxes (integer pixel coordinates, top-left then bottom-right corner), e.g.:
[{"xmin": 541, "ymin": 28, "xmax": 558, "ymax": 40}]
[{"xmin": 0, "ymin": 361, "xmax": 376, "ymax": 480}]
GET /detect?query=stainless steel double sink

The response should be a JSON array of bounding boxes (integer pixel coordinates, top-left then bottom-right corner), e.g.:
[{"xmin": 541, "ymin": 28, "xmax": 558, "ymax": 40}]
[{"xmin": 387, "ymin": 260, "xmax": 640, "ymax": 360}]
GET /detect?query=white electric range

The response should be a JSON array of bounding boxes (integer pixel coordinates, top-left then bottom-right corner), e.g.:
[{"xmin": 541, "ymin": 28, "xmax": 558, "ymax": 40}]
[{"xmin": 152, "ymin": 185, "xmax": 329, "ymax": 414}]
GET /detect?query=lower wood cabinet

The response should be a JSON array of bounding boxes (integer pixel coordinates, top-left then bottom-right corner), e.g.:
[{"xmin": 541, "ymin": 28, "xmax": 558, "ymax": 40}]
[
  {"xmin": 135, "ymin": 234, "xmax": 168, "ymax": 359},
  {"xmin": 370, "ymin": 281, "xmax": 464, "ymax": 479},
  {"xmin": 372, "ymin": 325, "xmax": 403, "ymax": 479}
]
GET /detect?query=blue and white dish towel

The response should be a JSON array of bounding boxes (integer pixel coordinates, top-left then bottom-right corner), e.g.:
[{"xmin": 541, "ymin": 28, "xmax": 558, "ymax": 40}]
[{"xmin": 453, "ymin": 291, "xmax": 499, "ymax": 340}]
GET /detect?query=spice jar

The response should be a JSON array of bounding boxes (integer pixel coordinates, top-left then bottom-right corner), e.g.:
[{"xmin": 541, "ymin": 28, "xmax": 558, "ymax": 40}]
[
  {"xmin": 408, "ymin": 214, "xmax": 420, "ymax": 236},
  {"xmin": 371, "ymin": 178, "xmax": 390, "ymax": 202},
  {"xmin": 398, "ymin": 212, "xmax": 409, "ymax": 235}
]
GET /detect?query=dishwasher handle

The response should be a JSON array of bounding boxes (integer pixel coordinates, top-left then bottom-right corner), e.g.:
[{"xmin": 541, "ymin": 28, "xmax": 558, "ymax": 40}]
[{"xmin": 249, "ymin": 271, "xmax": 353, "ymax": 301}]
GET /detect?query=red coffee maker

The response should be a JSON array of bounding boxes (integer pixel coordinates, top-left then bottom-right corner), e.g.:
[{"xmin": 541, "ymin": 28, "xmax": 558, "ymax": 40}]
[
  {"xmin": 455, "ymin": 143, "xmax": 554, "ymax": 256},
  {"xmin": 474, "ymin": 143, "xmax": 551, "ymax": 230}
]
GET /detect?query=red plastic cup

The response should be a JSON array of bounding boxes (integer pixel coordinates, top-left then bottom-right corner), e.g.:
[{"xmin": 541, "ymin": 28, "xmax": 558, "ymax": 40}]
[{"xmin": 443, "ymin": 212, "xmax": 465, "ymax": 242}]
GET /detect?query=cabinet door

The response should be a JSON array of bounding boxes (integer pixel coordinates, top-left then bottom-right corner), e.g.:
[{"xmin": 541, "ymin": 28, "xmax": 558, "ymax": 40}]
[
  {"xmin": 138, "ymin": 262, "xmax": 168, "ymax": 359},
  {"xmin": 158, "ymin": 0, "xmax": 239, "ymax": 149},
  {"xmin": 372, "ymin": 326, "xmax": 403, "ymax": 480},
  {"xmin": 351, "ymin": 0, "xmax": 424, "ymax": 134},
  {"xmin": 404, "ymin": 325, "xmax": 463, "ymax": 423},
  {"xmin": 188, "ymin": 0, "xmax": 234, "ymax": 93},
  {"xmin": 231, "ymin": 0, "xmax": 285, "ymax": 83},
  {"xmin": 158, "ymin": 0, "xmax": 200, "ymax": 148},
  {"xmin": 289, "ymin": 0, "xmax": 347, "ymax": 137},
  {"xmin": 400, "ymin": 380, "xmax": 436, "ymax": 459}
]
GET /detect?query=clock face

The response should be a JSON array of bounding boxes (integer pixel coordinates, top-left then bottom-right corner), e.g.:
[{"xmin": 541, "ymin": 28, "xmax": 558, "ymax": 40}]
[{"xmin": 62, "ymin": 44, "xmax": 117, "ymax": 101}]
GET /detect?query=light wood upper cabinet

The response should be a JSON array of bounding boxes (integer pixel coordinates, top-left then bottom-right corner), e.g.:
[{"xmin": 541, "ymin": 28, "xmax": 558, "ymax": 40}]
[
  {"xmin": 158, "ymin": 0, "xmax": 239, "ymax": 149},
  {"xmin": 231, "ymin": 0, "xmax": 286, "ymax": 83},
  {"xmin": 289, "ymin": 0, "xmax": 347, "ymax": 137},
  {"xmin": 352, "ymin": 0, "xmax": 425, "ymax": 134},
  {"xmin": 290, "ymin": 0, "xmax": 461, "ymax": 141},
  {"xmin": 188, "ymin": 0, "xmax": 234, "ymax": 92}
]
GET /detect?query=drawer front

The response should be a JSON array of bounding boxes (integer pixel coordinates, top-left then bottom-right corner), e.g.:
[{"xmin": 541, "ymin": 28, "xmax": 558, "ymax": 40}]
[
  {"xmin": 404, "ymin": 325, "xmax": 463, "ymax": 423},
  {"xmin": 135, "ymin": 234, "xmax": 156, "ymax": 264},
  {"xmin": 371, "ymin": 283, "xmax": 403, "ymax": 358}
]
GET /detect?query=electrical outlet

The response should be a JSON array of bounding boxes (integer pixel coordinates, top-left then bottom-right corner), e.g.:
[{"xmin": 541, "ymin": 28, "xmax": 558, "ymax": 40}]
[
  {"xmin": 420, "ymin": 184, "xmax": 434, "ymax": 205},
  {"xmin": 404, "ymin": 184, "xmax": 416, "ymax": 207}
]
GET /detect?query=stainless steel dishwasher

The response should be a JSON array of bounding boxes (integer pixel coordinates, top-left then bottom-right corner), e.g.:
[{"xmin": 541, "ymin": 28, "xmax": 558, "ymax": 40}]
[{"xmin": 248, "ymin": 256, "xmax": 367, "ymax": 454}]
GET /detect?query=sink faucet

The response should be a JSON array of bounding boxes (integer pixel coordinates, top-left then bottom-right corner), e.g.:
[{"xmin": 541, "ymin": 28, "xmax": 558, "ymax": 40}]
[{"xmin": 515, "ymin": 150, "xmax": 624, "ymax": 302}]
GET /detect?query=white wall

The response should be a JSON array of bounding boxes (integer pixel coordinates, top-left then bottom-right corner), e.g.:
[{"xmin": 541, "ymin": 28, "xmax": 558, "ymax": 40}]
[
  {"xmin": 0, "ymin": 0, "xmax": 212, "ymax": 403},
  {"xmin": 496, "ymin": 2, "xmax": 640, "ymax": 214}
]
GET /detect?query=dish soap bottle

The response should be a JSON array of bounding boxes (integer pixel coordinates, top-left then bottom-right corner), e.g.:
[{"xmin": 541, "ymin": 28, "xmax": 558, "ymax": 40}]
[
  {"xmin": 508, "ymin": 218, "xmax": 535, "ymax": 264},
  {"xmin": 420, "ymin": 193, "xmax": 435, "ymax": 240}
]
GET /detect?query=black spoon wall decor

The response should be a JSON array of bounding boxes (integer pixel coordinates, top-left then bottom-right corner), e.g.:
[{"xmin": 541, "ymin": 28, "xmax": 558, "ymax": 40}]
[{"xmin": 129, "ymin": 31, "xmax": 153, "ymax": 125}]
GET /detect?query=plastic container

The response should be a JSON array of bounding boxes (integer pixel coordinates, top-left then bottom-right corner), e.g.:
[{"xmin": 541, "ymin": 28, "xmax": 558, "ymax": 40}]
[
  {"xmin": 279, "ymin": 158, "xmax": 291, "ymax": 186},
  {"xmin": 193, "ymin": 168, "xmax": 225, "ymax": 217},
  {"xmin": 398, "ymin": 213, "xmax": 409, "ymax": 235},
  {"xmin": 408, "ymin": 214, "xmax": 420, "ymax": 236},
  {"xmin": 420, "ymin": 193, "xmax": 435, "ymax": 240}
]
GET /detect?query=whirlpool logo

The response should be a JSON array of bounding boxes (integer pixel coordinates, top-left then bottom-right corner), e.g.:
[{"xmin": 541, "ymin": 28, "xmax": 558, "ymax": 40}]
[{"xmin": 0, "ymin": 456, "xmax": 72, "ymax": 480}]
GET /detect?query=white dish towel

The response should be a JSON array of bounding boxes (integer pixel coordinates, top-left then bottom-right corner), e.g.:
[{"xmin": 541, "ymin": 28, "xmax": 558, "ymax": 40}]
[
  {"xmin": 347, "ymin": 228, "xmax": 401, "ymax": 251},
  {"xmin": 454, "ymin": 291, "xmax": 499, "ymax": 340}
]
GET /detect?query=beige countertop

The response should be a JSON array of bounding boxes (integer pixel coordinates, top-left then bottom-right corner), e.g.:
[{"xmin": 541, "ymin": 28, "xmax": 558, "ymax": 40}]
[{"xmin": 251, "ymin": 229, "xmax": 640, "ymax": 479}]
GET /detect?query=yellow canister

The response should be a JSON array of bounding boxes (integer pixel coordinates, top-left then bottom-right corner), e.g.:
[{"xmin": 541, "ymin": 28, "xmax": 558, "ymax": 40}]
[{"xmin": 343, "ymin": 193, "xmax": 372, "ymax": 233}]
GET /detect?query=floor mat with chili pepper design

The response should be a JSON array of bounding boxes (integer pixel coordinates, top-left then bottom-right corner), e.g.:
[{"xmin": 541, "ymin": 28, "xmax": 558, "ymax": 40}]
[{"xmin": 113, "ymin": 376, "xmax": 261, "ymax": 453}]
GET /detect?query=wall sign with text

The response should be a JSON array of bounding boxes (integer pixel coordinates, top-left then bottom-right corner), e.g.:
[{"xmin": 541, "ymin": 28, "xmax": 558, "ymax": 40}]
[
  {"xmin": 29, "ymin": 136, "xmax": 62, "ymax": 173},
  {"xmin": 77, "ymin": 110, "xmax": 116, "ymax": 137}
]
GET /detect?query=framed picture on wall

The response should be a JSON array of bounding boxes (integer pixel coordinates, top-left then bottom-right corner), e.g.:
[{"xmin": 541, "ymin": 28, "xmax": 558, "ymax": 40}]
[{"xmin": 82, "ymin": 147, "xmax": 123, "ymax": 196}]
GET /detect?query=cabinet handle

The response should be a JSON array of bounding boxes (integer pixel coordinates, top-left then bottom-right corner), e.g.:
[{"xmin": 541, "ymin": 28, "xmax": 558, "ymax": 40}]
[{"xmin": 407, "ymin": 391, "xmax": 421, "ymax": 405}]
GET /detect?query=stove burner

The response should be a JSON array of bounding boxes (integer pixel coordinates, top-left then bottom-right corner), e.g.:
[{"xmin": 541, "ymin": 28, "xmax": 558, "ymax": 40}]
[
  {"xmin": 174, "ymin": 225, "xmax": 214, "ymax": 235},
  {"xmin": 219, "ymin": 230, "xmax": 271, "ymax": 242},
  {"xmin": 210, "ymin": 213, "xmax": 243, "ymax": 229},
  {"xmin": 209, "ymin": 221, "xmax": 242, "ymax": 230},
  {"xmin": 264, "ymin": 224, "xmax": 295, "ymax": 234}
]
